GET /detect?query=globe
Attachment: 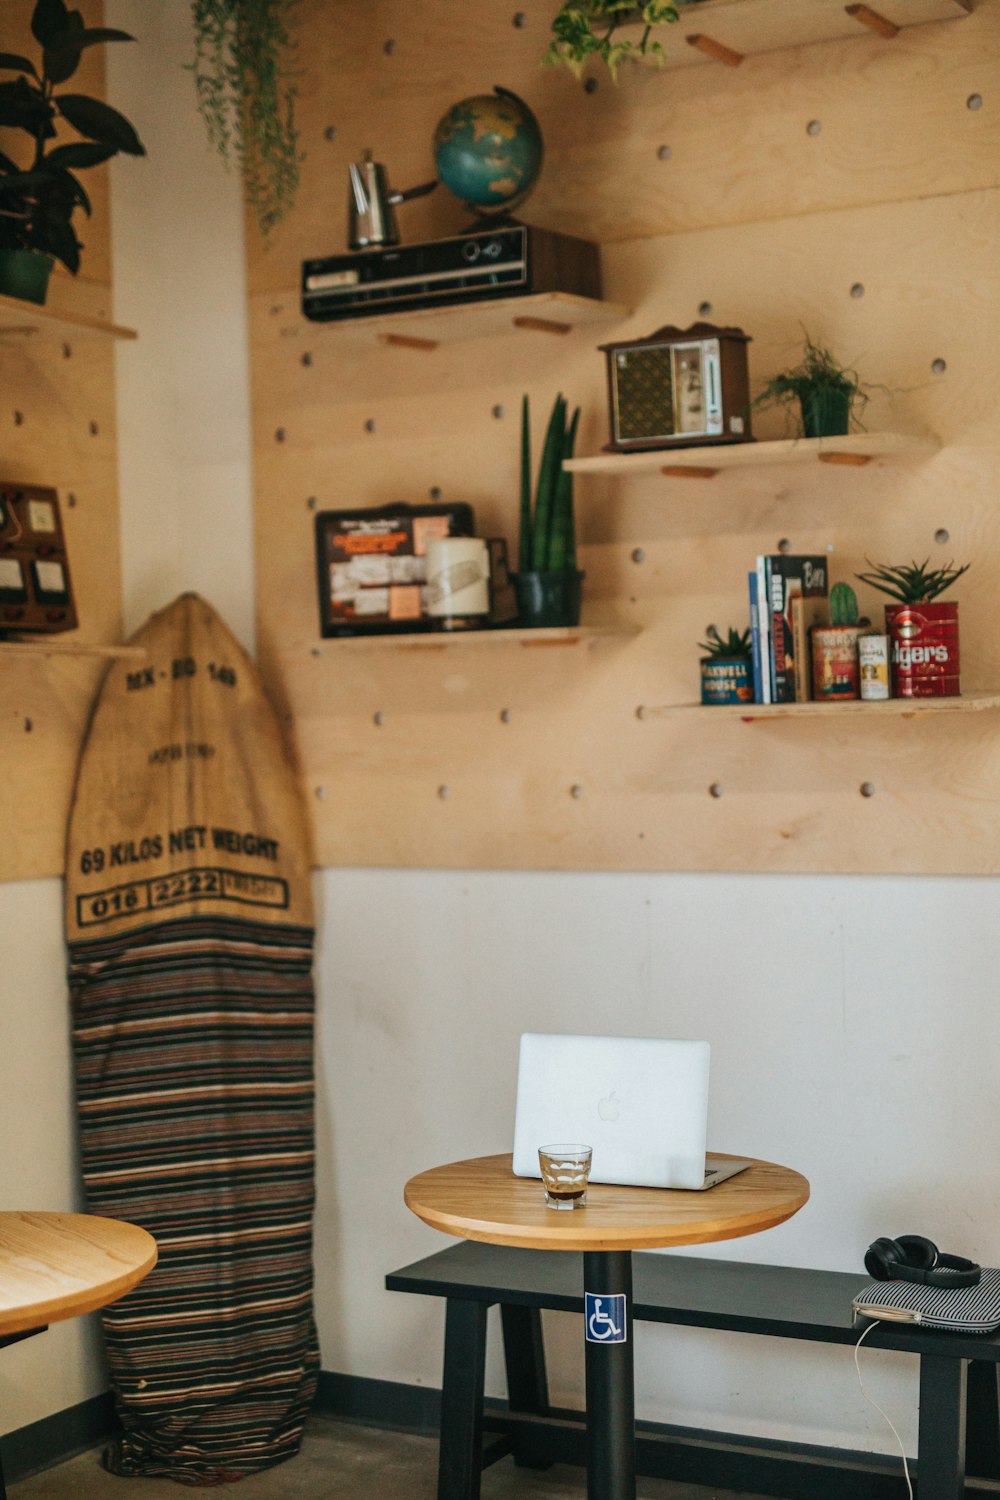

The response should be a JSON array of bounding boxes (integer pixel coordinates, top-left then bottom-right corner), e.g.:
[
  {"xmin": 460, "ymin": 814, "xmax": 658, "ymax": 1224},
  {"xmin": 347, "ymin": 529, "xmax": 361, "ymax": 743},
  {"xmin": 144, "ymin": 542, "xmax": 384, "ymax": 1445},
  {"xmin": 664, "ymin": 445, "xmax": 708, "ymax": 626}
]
[{"xmin": 432, "ymin": 87, "xmax": 543, "ymax": 217}]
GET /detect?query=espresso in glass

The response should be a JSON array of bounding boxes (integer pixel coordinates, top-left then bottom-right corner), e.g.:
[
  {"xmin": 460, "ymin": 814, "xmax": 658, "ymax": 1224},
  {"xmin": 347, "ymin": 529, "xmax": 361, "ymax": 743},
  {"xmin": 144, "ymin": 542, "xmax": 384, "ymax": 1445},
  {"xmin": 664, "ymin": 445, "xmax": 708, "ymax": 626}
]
[{"xmin": 537, "ymin": 1144, "xmax": 593, "ymax": 1210}]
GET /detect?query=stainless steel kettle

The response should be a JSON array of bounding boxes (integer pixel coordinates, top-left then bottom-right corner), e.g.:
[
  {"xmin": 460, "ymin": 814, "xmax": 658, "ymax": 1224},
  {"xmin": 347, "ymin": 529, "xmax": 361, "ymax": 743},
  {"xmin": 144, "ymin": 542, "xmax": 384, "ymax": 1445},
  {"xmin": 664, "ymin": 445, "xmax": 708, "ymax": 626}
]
[{"xmin": 347, "ymin": 151, "xmax": 437, "ymax": 250}]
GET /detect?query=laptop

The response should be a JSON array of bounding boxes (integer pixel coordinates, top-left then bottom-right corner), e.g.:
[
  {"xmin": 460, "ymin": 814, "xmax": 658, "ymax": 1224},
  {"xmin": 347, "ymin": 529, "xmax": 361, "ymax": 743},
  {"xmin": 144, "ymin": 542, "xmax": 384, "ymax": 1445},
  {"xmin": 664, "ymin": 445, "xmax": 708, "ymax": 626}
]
[{"xmin": 512, "ymin": 1033, "xmax": 752, "ymax": 1192}]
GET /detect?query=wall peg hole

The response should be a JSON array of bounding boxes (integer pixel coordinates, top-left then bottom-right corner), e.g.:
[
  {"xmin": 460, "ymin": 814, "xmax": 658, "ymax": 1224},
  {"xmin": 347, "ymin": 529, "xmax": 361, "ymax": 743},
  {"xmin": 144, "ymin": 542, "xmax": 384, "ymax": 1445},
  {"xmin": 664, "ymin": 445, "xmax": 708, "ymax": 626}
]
[
  {"xmin": 307, "ymin": 496, "xmax": 317, "ymax": 511},
  {"xmin": 364, "ymin": 418, "xmax": 377, "ymax": 433},
  {"xmin": 570, "ymin": 784, "xmax": 584, "ymax": 799},
  {"xmin": 698, "ymin": 301, "xmax": 713, "ymax": 318},
  {"xmin": 429, "ymin": 485, "xmax": 443, "ymax": 499},
  {"xmin": 967, "ymin": 93, "xmax": 983, "ymax": 111},
  {"xmin": 13, "ymin": 411, "xmax": 23, "ymax": 426},
  {"xmin": 584, "ymin": 77, "xmax": 598, "ymax": 93},
  {"xmin": 492, "ymin": 404, "xmax": 505, "ymax": 419},
  {"xmin": 657, "ymin": 144, "xmax": 672, "ymax": 160},
  {"xmin": 777, "ymin": 537, "xmax": 791, "ymax": 555},
  {"xmin": 709, "ymin": 783, "xmax": 723, "ymax": 799},
  {"xmin": 275, "ymin": 427, "xmax": 287, "ymax": 442},
  {"xmin": 499, "ymin": 708, "xmax": 512, "ymax": 723},
  {"xmin": 301, "ymin": 351, "xmax": 313, "ymax": 367},
  {"xmin": 383, "ymin": 38, "xmax": 396, "ymax": 55},
  {"xmin": 437, "ymin": 784, "xmax": 450, "ymax": 800},
  {"xmin": 512, "ymin": 10, "xmax": 527, "ymax": 26},
  {"xmin": 806, "ymin": 119, "xmax": 822, "ymax": 136},
  {"xmin": 850, "ymin": 282, "xmax": 865, "ymax": 299},
  {"xmin": 315, "ymin": 786, "xmax": 327, "ymax": 800},
  {"xmin": 67, "ymin": 492, "xmax": 77, "ymax": 508},
  {"xmin": 932, "ymin": 357, "xmax": 947, "ymax": 375},
  {"xmin": 323, "ymin": 125, "xmax": 337, "ymax": 141},
  {"xmin": 61, "ymin": 342, "xmax": 72, "ymax": 359},
  {"xmin": 860, "ymin": 782, "xmax": 876, "ymax": 798},
  {"xmin": 373, "ymin": 711, "xmax": 385, "ymax": 726},
  {"xmin": 934, "ymin": 528, "xmax": 950, "ymax": 546},
  {"xmin": 631, "ymin": 547, "xmax": 645, "ymax": 564},
  {"xmin": 23, "ymin": 718, "xmax": 32, "ymax": 733}
]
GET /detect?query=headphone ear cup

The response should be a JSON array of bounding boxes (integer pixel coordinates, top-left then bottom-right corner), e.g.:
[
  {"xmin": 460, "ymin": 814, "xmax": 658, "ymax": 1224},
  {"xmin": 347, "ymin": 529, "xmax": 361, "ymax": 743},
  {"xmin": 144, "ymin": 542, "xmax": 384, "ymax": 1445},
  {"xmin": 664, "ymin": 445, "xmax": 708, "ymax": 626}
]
[
  {"xmin": 865, "ymin": 1237, "xmax": 904, "ymax": 1280},
  {"xmin": 895, "ymin": 1235, "xmax": 939, "ymax": 1271}
]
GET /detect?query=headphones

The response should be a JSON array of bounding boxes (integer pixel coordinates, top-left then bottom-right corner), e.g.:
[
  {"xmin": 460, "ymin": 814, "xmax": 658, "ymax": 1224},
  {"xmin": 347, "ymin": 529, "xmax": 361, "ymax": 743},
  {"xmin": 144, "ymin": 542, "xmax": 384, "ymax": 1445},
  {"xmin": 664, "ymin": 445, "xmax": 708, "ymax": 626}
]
[{"xmin": 865, "ymin": 1234, "xmax": 981, "ymax": 1289}]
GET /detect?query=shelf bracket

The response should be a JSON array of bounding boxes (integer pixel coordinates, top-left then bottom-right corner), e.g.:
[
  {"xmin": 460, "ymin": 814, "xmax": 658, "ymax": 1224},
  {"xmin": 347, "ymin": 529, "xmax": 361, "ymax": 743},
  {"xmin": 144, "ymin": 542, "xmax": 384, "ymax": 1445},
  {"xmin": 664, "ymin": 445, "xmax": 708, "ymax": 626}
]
[
  {"xmin": 817, "ymin": 451, "xmax": 872, "ymax": 466},
  {"xmin": 512, "ymin": 316, "xmax": 572, "ymax": 337},
  {"xmin": 661, "ymin": 465, "xmax": 719, "ymax": 479},
  {"xmin": 378, "ymin": 332, "xmax": 440, "ymax": 352},
  {"xmin": 845, "ymin": 4, "xmax": 901, "ymax": 39},
  {"xmin": 685, "ymin": 33, "xmax": 745, "ymax": 67}
]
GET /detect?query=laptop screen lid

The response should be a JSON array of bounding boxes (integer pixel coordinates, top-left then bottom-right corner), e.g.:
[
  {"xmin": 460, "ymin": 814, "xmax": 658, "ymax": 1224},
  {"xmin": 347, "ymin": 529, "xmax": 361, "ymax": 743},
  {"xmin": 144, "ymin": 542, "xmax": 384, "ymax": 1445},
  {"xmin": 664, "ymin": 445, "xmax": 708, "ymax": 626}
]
[{"xmin": 512, "ymin": 1033, "xmax": 711, "ymax": 1191}]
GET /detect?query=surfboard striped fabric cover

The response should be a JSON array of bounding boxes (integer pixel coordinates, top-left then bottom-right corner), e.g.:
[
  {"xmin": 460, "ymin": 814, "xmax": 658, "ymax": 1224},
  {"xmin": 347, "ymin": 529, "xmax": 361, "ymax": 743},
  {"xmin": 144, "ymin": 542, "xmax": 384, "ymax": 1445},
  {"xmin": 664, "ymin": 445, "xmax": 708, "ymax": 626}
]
[{"xmin": 65, "ymin": 596, "xmax": 319, "ymax": 1481}]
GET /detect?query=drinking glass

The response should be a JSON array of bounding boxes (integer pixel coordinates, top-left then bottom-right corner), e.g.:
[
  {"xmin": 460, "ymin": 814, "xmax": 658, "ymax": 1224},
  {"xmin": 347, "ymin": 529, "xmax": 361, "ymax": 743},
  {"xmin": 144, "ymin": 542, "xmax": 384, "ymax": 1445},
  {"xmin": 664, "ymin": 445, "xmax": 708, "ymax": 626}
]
[{"xmin": 537, "ymin": 1144, "xmax": 592, "ymax": 1210}]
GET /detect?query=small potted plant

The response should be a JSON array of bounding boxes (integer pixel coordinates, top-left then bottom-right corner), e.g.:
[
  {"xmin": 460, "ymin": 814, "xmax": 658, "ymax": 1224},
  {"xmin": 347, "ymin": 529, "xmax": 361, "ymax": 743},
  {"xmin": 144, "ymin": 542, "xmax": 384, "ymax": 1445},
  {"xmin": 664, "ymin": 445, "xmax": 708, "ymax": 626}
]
[
  {"xmin": 753, "ymin": 334, "xmax": 870, "ymax": 439},
  {"xmin": 544, "ymin": 1, "xmax": 683, "ymax": 80},
  {"xmin": 811, "ymin": 583, "xmax": 864, "ymax": 699},
  {"xmin": 0, "ymin": 0, "xmax": 145, "ymax": 305},
  {"xmin": 699, "ymin": 626, "xmax": 752, "ymax": 705},
  {"xmin": 516, "ymin": 392, "xmax": 584, "ymax": 628},
  {"xmin": 855, "ymin": 557, "xmax": 970, "ymax": 698}
]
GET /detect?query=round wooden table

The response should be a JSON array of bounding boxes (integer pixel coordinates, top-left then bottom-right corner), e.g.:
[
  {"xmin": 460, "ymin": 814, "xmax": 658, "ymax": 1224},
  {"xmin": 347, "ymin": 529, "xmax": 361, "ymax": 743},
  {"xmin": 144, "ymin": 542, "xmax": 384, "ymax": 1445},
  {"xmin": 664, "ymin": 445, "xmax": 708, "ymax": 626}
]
[
  {"xmin": 0, "ymin": 1212, "xmax": 158, "ymax": 1337},
  {"xmin": 405, "ymin": 1153, "xmax": 809, "ymax": 1500}
]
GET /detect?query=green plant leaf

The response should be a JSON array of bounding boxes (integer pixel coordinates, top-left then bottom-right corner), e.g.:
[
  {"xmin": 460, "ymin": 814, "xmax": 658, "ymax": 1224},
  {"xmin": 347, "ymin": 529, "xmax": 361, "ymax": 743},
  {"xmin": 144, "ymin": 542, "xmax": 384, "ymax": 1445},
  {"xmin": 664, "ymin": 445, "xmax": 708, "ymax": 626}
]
[
  {"xmin": 0, "ymin": 53, "xmax": 39, "ymax": 78},
  {"xmin": 531, "ymin": 394, "xmax": 566, "ymax": 572},
  {"xmin": 55, "ymin": 93, "xmax": 145, "ymax": 155},
  {"xmin": 548, "ymin": 406, "xmax": 580, "ymax": 572},
  {"xmin": 519, "ymin": 394, "xmax": 532, "ymax": 573},
  {"xmin": 45, "ymin": 141, "xmax": 116, "ymax": 170},
  {"xmin": 44, "ymin": 27, "xmax": 137, "ymax": 86},
  {"xmin": 31, "ymin": 0, "xmax": 71, "ymax": 50}
]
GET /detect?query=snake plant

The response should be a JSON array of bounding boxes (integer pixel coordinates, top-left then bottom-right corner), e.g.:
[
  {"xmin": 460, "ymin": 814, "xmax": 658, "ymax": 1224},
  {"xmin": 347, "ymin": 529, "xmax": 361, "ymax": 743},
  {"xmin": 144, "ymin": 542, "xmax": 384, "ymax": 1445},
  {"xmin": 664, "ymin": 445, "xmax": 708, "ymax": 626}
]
[{"xmin": 519, "ymin": 393, "xmax": 580, "ymax": 575}]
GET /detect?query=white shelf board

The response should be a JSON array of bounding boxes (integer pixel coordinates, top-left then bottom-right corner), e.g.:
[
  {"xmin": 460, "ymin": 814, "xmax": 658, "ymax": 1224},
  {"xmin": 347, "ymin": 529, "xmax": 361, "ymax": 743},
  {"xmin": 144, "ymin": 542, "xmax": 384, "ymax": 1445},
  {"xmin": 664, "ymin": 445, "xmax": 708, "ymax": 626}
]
[
  {"xmin": 305, "ymin": 624, "xmax": 640, "ymax": 654},
  {"xmin": 0, "ymin": 294, "xmax": 136, "ymax": 343},
  {"xmin": 640, "ymin": 690, "xmax": 1000, "ymax": 721},
  {"xmin": 620, "ymin": 0, "xmax": 970, "ymax": 70},
  {"xmin": 274, "ymin": 292, "xmax": 630, "ymax": 349},
  {"xmin": 564, "ymin": 431, "xmax": 941, "ymax": 478}
]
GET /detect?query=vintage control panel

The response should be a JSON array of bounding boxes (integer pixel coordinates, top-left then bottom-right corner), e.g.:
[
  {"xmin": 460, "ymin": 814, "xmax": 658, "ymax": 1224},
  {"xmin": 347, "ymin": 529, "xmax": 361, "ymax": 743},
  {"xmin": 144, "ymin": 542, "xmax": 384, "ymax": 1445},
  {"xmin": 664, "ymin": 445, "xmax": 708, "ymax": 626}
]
[{"xmin": 0, "ymin": 482, "xmax": 77, "ymax": 633}]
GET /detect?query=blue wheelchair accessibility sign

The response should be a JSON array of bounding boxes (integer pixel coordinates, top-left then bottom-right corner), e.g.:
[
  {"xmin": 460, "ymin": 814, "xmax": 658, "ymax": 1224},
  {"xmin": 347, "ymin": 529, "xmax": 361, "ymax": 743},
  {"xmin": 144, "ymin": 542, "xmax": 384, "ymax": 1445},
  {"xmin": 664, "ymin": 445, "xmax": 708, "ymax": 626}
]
[{"xmin": 585, "ymin": 1292, "xmax": 627, "ymax": 1343}]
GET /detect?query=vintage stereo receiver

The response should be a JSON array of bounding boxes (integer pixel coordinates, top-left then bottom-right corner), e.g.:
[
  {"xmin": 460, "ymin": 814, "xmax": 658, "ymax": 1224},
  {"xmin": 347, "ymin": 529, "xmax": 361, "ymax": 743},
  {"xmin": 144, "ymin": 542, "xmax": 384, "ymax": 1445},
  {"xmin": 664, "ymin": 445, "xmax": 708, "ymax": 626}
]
[
  {"xmin": 0, "ymin": 481, "xmax": 77, "ymax": 633},
  {"xmin": 302, "ymin": 224, "xmax": 601, "ymax": 322},
  {"xmin": 600, "ymin": 323, "xmax": 754, "ymax": 452}
]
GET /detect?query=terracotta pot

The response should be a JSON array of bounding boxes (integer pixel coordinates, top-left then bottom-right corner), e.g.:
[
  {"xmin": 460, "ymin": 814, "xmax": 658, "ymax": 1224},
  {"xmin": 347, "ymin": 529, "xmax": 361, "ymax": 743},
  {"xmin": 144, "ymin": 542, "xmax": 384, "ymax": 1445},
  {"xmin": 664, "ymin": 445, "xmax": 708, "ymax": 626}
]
[{"xmin": 886, "ymin": 601, "xmax": 960, "ymax": 697}]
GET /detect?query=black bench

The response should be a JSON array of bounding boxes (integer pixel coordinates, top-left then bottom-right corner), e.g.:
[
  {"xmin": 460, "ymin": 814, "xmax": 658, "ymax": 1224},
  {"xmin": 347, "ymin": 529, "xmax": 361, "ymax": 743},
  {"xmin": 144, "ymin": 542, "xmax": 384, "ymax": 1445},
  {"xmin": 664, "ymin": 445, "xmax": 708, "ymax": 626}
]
[{"xmin": 387, "ymin": 1242, "xmax": 1000, "ymax": 1500}]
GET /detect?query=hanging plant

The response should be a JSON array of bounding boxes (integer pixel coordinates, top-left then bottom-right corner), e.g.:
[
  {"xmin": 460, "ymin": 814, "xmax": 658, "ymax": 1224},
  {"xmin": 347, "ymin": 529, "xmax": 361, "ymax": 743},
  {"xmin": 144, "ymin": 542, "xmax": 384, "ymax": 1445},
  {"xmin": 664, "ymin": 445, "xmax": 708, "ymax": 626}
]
[
  {"xmin": 188, "ymin": 0, "xmax": 300, "ymax": 236},
  {"xmin": 545, "ymin": 2, "xmax": 683, "ymax": 81}
]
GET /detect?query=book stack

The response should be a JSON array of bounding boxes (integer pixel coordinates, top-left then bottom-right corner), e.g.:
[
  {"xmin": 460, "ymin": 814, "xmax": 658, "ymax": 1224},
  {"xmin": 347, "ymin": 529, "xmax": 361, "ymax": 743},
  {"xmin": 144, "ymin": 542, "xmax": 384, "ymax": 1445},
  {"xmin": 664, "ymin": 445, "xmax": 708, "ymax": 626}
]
[{"xmin": 749, "ymin": 555, "xmax": 829, "ymax": 704}]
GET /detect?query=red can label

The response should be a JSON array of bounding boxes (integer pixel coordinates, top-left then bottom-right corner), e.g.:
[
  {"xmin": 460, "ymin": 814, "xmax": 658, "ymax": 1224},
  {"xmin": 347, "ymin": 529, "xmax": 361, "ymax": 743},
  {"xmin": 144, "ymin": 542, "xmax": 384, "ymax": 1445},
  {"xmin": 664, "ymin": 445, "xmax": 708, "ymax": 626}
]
[{"xmin": 886, "ymin": 603, "xmax": 960, "ymax": 697}]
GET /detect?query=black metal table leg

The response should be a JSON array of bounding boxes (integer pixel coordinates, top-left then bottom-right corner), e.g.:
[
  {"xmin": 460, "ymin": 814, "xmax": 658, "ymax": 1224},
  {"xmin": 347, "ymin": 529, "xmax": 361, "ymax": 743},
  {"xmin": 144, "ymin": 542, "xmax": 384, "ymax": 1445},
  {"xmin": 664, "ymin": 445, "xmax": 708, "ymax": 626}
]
[
  {"xmin": 583, "ymin": 1249, "xmax": 635, "ymax": 1500},
  {"xmin": 500, "ymin": 1303, "xmax": 552, "ymax": 1469},
  {"xmin": 918, "ymin": 1353, "xmax": 966, "ymax": 1500},
  {"xmin": 438, "ymin": 1297, "xmax": 489, "ymax": 1500},
  {"xmin": 967, "ymin": 1360, "xmax": 1000, "ymax": 1479}
]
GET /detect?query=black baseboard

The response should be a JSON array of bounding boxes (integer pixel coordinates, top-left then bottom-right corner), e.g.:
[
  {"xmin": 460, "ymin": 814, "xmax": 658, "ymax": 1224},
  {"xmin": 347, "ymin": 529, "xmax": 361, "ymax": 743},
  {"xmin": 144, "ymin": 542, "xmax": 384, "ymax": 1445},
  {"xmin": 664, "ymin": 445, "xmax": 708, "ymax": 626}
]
[
  {"xmin": 9, "ymin": 1372, "xmax": 995, "ymax": 1498},
  {"xmin": 0, "ymin": 1392, "xmax": 116, "ymax": 1486}
]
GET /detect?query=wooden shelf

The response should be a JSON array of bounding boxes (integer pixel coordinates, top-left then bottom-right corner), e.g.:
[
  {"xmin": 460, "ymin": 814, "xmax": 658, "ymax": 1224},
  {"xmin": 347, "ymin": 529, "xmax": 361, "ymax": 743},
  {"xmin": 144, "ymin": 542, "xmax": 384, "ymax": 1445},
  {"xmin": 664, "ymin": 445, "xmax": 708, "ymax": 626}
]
[
  {"xmin": 0, "ymin": 640, "xmax": 144, "ymax": 660},
  {"xmin": 564, "ymin": 432, "xmax": 941, "ymax": 479},
  {"xmin": 306, "ymin": 624, "xmax": 639, "ymax": 654},
  {"xmin": 274, "ymin": 292, "xmax": 631, "ymax": 350},
  {"xmin": 621, "ymin": 0, "xmax": 970, "ymax": 71},
  {"xmin": 640, "ymin": 691, "xmax": 1000, "ymax": 721},
  {"xmin": 0, "ymin": 294, "xmax": 137, "ymax": 343}
]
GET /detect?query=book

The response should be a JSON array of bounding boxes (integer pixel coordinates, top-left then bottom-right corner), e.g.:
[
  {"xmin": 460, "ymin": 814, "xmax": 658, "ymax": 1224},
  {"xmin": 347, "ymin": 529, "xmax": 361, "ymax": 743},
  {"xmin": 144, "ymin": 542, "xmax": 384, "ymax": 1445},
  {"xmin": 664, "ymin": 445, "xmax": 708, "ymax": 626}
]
[
  {"xmin": 748, "ymin": 570, "xmax": 765, "ymax": 704},
  {"xmin": 789, "ymin": 592, "xmax": 829, "ymax": 702},
  {"xmin": 755, "ymin": 555, "xmax": 771, "ymax": 703},
  {"xmin": 763, "ymin": 555, "xmax": 829, "ymax": 702}
]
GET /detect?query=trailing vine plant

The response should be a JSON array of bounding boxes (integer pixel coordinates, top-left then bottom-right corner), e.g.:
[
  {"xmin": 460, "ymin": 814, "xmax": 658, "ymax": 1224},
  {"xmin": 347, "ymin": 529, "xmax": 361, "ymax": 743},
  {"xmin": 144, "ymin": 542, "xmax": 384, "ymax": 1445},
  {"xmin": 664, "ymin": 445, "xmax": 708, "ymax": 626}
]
[
  {"xmin": 545, "ymin": 2, "xmax": 681, "ymax": 81},
  {"xmin": 189, "ymin": 0, "xmax": 300, "ymax": 236}
]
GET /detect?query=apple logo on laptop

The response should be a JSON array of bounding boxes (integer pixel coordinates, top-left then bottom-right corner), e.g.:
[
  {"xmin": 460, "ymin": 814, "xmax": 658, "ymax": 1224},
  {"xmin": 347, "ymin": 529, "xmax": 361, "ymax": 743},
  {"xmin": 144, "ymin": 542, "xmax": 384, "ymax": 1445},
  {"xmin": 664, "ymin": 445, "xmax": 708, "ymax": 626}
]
[{"xmin": 598, "ymin": 1091, "xmax": 620, "ymax": 1122}]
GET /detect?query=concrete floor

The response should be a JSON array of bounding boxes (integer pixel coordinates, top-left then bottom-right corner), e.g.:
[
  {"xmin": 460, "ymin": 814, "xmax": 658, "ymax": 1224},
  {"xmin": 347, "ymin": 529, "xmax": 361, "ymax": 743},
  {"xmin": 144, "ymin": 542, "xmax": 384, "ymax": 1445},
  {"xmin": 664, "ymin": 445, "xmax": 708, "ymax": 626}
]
[{"xmin": 9, "ymin": 1415, "xmax": 769, "ymax": 1498}]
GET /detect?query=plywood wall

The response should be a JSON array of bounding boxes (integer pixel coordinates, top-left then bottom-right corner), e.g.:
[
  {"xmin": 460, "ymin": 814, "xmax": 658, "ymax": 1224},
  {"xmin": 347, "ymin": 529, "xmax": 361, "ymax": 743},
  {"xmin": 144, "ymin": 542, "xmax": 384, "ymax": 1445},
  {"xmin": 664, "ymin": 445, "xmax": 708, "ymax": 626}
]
[
  {"xmin": 0, "ymin": 0, "xmax": 126, "ymax": 883},
  {"xmin": 257, "ymin": 0, "xmax": 997, "ymax": 874}
]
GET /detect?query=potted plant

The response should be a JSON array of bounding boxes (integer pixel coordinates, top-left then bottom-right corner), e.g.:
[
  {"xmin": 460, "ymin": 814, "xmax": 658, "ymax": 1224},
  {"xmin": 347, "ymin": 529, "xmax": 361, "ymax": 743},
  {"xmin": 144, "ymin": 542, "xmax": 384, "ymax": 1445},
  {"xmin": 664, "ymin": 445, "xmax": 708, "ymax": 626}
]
[
  {"xmin": 699, "ymin": 626, "xmax": 752, "ymax": 705},
  {"xmin": 753, "ymin": 334, "xmax": 871, "ymax": 439},
  {"xmin": 810, "ymin": 582, "xmax": 864, "ymax": 700},
  {"xmin": 0, "ymin": 0, "xmax": 145, "ymax": 305},
  {"xmin": 544, "ymin": 1, "xmax": 684, "ymax": 80},
  {"xmin": 189, "ymin": 0, "xmax": 300, "ymax": 236},
  {"xmin": 516, "ymin": 393, "xmax": 583, "ymax": 628},
  {"xmin": 855, "ymin": 557, "xmax": 970, "ymax": 698}
]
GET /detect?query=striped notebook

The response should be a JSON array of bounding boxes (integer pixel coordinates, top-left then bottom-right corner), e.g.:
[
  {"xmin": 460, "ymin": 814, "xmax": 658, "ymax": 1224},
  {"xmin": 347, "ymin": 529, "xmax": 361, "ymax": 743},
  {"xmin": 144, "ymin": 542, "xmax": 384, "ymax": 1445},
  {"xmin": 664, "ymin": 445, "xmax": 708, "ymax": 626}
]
[{"xmin": 853, "ymin": 1267, "xmax": 1000, "ymax": 1333}]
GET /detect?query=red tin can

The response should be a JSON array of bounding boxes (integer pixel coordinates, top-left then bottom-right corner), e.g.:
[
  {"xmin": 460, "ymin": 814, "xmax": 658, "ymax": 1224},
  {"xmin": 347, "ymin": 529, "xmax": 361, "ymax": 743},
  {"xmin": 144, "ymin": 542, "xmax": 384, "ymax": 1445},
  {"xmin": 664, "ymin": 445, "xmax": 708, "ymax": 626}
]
[{"xmin": 885, "ymin": 602, "xmax": 960, "ymax": 697}]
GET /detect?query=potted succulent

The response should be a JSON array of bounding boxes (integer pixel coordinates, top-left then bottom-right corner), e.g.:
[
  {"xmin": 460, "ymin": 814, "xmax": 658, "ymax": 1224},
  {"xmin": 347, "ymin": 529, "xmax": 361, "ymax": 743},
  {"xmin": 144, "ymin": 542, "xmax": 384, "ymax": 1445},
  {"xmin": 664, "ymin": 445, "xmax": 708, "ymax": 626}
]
[
  {"xmin": 699, "ymin": 625, "xmax": 752, "ymax": 705},
  {"xmin": 855, "ymin": 557, "xmax": 970, "ymax": 698},
  {"xmin": 0, "ymin": 0, "xmax": 145, "ymax": 305},
  {"xmin": 811, "ymin": 582, "xmax": 864, "ymax": 700},
  {"xmin": 516, "ymin": 393, "xmax": 583, "ymax": 628},
  {"xmin": 753, "ymin": 334, "xmax": 871, "ymax": 439},
  {"xmin": 544, "ymin": 1, "xmax": 684, "ymax": 80}
]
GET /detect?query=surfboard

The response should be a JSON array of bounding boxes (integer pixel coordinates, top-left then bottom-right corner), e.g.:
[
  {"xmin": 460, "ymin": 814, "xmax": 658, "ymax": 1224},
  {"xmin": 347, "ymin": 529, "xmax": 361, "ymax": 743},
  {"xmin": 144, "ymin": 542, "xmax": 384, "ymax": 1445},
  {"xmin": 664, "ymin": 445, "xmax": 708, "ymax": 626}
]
[{"xmin": 65, "ymin": 593, "xmax": 317, "ymax": 1482}]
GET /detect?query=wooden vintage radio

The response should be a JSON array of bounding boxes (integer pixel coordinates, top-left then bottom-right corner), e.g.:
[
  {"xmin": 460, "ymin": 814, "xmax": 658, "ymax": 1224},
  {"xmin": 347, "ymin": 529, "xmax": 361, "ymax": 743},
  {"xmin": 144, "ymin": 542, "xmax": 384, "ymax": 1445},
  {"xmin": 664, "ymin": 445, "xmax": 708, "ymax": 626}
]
[
  {"xmin": 600, "ymin": 322, "xmax": 754, "ymax": 452},
  {"xmin": 0, "ymin": 481, "xmax": 77, "ymax": 633}
]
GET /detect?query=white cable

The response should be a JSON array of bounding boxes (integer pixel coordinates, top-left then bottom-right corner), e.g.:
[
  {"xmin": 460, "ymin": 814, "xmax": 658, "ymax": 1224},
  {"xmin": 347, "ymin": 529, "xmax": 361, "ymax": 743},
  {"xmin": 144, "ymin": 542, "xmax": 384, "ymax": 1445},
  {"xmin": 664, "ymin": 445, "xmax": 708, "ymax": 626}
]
[{"xmin": 853, "ymin": 1319, "xmax": 914, "ymax": 1500}]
